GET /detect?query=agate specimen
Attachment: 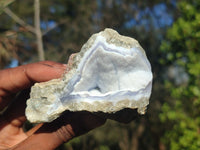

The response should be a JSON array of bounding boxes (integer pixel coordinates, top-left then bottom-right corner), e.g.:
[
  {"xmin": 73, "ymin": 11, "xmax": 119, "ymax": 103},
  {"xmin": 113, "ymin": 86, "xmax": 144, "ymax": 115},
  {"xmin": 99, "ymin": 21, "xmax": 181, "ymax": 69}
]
[{"xmin": 26, "ymin": 28, "xmax": 153, "ymax": 123}]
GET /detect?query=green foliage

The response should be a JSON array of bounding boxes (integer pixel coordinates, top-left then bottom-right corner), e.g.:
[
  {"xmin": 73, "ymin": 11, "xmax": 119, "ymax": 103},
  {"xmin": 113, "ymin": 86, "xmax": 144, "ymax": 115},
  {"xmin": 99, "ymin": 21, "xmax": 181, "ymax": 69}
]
[
  {"xmin": 0, "ymin": 0, "xmax": 178, "ymax": 149},
  {"xmin": 160, "ymin": 0, "xmax": 200, "ymax": 149}
]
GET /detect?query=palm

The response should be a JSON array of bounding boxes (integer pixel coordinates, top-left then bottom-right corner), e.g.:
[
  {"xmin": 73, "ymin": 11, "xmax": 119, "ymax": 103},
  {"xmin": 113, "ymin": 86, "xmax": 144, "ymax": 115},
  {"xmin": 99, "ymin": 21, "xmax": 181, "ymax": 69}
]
[
  {"xmin": 0, "ymin": 89, "xmax": 30, "ymax": 149},
  {"xmin": 0, "ymin": 120, "xmax": 27, "ymax": 149}
]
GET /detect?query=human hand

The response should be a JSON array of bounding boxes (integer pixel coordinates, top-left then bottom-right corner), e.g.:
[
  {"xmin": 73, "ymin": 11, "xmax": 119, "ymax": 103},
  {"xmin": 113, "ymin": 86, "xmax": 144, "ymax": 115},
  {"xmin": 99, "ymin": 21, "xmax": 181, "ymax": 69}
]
[{"xmin": 0, "ymin": 61, "xmax": 106, "ymax": 150}]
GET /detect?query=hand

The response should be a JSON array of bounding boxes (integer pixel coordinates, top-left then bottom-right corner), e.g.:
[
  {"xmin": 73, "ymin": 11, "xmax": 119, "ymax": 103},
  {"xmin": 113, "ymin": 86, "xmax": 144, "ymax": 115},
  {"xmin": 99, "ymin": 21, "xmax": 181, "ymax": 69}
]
[{"xmin": 0, "ymin": 61, "xmax": 106, "ymax": 150}]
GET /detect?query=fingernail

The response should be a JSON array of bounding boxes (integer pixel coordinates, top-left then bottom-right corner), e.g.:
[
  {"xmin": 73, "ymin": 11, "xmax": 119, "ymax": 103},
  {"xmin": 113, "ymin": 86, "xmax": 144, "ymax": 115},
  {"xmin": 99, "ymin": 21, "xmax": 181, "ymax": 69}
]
[{"xmin": 62, "ymin": 64, "xmax": 68, "ymax": 68}]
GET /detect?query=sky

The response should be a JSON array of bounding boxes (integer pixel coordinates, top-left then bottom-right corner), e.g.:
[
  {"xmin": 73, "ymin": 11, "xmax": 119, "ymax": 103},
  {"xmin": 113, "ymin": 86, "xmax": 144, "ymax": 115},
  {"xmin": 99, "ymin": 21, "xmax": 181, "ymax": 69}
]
[
  {"xmin": 124, "ymin": 2, "xmax": 175, "ymax": 30},
  {"xmin": 7, "ymin": 0, "xmax": 176, "ymax": 68}
]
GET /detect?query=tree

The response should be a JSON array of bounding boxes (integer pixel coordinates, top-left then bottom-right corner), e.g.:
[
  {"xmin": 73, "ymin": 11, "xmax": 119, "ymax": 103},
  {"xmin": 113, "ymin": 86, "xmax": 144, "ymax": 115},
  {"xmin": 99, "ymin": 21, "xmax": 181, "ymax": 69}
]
[
  {"xmin": 0, "ymin": 0, "xmax": 14, "ymax": 14},
  {"xmin": 4, "ymin": 0, "xmax": 45, "ymax": 61},
  {"xmin": 0, "ymin": 0, "xmax": 16, "ymax": 68},
  {"xmin": 159, "ymin": 0, "xmax": 200, "ymax": 149},
  {"xmin": 0, "ymin": 0, "xmax": 178, "ymax": 149}
]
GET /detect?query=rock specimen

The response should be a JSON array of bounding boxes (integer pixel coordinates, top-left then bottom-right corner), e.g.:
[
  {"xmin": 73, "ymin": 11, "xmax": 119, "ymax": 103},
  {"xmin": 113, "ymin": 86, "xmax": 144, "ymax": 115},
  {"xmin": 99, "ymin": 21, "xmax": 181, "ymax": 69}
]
[{"xmin": 25, "ymin": 28, "xmax": 153, "ymax": 123}]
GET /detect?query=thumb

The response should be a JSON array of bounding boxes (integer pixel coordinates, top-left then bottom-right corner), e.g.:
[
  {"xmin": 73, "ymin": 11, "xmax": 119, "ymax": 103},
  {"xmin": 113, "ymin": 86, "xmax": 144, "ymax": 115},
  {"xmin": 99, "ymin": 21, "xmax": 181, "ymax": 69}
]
[{"xmin": 11, "ymin": 112, "xmax": 106, "ymax": 150}]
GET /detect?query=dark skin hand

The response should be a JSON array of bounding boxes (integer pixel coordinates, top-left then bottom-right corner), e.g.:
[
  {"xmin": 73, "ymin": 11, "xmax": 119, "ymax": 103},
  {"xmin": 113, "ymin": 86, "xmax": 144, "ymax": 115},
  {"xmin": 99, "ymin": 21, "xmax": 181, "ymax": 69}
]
[{"xmin": 0, "ymin": 61, "xmax": 106, "ymax": 150}]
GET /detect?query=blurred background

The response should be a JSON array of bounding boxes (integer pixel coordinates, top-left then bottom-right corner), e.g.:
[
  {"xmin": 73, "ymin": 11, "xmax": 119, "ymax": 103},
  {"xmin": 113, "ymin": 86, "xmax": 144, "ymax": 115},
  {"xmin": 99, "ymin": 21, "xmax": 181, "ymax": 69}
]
[{"xmin": 0, "ymin": 0, "xmax": 200, "ymax": 149}]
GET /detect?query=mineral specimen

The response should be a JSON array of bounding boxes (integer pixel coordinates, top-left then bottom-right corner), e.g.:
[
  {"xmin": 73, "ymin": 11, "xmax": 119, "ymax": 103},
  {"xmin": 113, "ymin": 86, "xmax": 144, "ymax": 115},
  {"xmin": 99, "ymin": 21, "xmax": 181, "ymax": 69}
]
[{"xmin": 25, "ymin": 28, "xmax": 153, "ymax": 123}]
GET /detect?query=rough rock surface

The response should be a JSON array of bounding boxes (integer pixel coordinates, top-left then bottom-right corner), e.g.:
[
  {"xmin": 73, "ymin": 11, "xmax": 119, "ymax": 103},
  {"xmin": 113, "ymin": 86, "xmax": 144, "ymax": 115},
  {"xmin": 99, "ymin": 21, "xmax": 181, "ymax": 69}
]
[{"xmin": 25, "ymin": 28, "xmax": 153, "ymax": 123}]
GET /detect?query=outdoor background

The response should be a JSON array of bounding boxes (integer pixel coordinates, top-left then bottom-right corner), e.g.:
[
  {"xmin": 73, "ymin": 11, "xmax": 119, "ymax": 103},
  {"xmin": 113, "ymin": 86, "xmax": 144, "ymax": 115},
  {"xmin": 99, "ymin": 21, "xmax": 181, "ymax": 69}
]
[{"xmin": 0, "ymin": 0, "xmax": 200, "ymax": 150}]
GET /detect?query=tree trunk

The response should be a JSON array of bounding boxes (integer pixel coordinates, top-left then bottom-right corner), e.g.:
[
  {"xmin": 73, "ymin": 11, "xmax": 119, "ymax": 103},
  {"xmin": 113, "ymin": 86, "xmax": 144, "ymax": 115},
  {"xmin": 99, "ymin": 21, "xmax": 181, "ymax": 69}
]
[{"xmin": 34, "ymin": 0, "xmax": 45, "ymax": 61}]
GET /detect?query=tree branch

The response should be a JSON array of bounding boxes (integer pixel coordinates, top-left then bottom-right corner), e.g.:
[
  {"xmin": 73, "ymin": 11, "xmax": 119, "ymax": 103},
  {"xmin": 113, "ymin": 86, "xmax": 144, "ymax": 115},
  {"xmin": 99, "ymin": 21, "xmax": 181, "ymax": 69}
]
[
  {"xmin": 0, "ymin": 0, "xmax": 15, "ymax": 14},
  {"xmin": 42, "ymin": 19, "xmax": 67, "ymax": 36},
  {"xmin": 42, "ymin": 23, "xmax": 58, "ymax": 36},
  {"xmin": 34, "ymin": 0, "xmax": 45, "ymax": 61},
  {"xmin": 4, "ymin": 8, "xmax": 36, "ymax": 34}
]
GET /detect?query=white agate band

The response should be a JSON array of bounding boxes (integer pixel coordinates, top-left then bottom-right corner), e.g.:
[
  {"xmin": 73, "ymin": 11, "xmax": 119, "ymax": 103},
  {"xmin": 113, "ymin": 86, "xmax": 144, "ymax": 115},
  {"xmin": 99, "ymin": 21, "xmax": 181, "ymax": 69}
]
[{"xmin": 25, "ymin": 28, "xmax": 153, "ymax": 123}]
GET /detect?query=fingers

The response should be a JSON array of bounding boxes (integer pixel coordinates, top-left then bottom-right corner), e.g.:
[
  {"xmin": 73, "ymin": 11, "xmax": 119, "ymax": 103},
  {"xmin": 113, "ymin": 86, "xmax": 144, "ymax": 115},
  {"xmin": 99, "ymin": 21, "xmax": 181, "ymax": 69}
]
[
  {"xmin": 0, "ymin": 61, "xmax": 67, "ymax": 110},
  {"xmin": 0, "ymin": 90, "xmax": 30, "ymax": 148},
  {"xmin": 12, "ymin": 112, "xmax": 106, "ymax": 150},
  {"xmin": 1, "ymin": 89, "xmax": 30, "ymax": 129},
  {"xmin": 0, "ymin": 61, "xmax": 67, "ymax": 94},
  {"xmin": 25, "ymin": 123, "xmax": 43, "ymax": 137},
  {"xmin": 0, "ymin": 60, "xmax": 106, "ymax": 150},
  {"xmin": 26, "ymin": 61, "xmax": 67, "ymax": 83},
  {"xmin": 37, "ymin": 111, "xmax": 106, "ymax": 140}
]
